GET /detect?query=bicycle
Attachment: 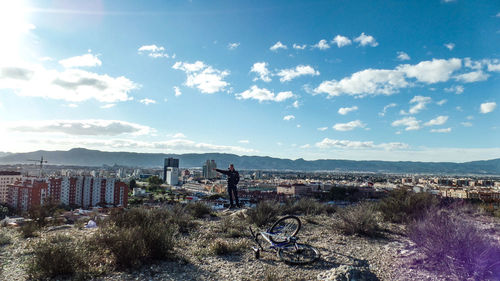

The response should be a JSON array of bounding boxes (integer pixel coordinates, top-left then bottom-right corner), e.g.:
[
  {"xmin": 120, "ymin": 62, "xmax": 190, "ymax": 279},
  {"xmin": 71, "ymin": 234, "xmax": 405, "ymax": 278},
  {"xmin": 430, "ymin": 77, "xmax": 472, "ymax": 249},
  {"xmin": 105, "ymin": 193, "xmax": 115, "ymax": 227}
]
[{"xmin": 248, "ymin": 215, "xmax": 320, "ymax": 264}]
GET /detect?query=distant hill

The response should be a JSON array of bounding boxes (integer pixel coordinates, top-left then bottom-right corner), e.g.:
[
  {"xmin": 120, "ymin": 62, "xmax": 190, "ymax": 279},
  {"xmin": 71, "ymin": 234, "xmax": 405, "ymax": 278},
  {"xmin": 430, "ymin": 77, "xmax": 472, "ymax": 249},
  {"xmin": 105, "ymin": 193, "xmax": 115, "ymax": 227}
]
[{"xmin": 0, "ymin": 148, "xmax": 499, "ymax": 175}]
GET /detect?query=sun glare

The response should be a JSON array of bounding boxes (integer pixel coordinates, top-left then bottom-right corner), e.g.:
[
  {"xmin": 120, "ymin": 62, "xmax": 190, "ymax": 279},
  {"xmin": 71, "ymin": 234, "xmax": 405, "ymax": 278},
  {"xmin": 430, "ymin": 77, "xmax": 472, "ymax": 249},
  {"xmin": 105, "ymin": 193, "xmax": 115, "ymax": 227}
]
[{"xmin": 0, "ymin": 0, "xmax": 33, "ymax": 62}]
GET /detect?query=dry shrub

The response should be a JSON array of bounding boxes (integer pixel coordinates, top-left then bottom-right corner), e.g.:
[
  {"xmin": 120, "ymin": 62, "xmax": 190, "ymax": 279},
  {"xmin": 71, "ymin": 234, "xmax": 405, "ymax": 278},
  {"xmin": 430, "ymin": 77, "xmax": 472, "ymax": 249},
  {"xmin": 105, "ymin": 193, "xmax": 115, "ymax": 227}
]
[
  {"xmin": 282, "ymin": 198, "xmax": 336, "ymax": 216},
  {"xmin": 207, "ymin": 238, "xmax": 248, "ymax": 256},
  {"xmin": 247, "ymin": 201, "xmax": 281, "ymax": 227},
  {"xmin": 378, "ymin": 189, "xmax": 439, "ymax": 223},
  {"xmin": 335, "ymin": 202, "xmax": 381, "ymax": 237},
  {"xmin": 408, "ymin": 208, "xmax": 500, "ymax": 280},
  {"xmin": 185, "ymin": 201, "xmax": 212, "ymax": 218}
]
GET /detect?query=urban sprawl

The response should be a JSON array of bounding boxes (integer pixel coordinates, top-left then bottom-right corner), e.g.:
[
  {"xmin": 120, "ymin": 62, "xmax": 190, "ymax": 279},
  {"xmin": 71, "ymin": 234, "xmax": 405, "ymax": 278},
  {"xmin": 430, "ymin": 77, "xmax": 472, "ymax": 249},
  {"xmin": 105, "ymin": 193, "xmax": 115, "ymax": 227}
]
[{"xmin": 1, "ymin": 157, "xmax": 499, "ymax": 216}]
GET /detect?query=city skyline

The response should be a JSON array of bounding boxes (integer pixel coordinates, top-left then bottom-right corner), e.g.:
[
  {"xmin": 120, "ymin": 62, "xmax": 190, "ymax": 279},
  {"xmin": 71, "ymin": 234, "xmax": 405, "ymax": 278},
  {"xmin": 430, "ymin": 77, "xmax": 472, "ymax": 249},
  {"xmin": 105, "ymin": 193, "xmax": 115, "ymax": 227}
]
[{"xmin": 0, "ymin": 0, "xmax": 499, "ymax": 162}]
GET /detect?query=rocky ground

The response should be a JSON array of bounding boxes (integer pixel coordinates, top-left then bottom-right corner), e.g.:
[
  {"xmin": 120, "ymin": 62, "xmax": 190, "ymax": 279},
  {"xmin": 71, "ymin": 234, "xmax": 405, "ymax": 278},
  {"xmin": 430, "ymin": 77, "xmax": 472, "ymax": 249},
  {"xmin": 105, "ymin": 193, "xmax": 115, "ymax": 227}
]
[{"xmin": 1, "ymin": 209, "xmax": 499, "ymax": 281}]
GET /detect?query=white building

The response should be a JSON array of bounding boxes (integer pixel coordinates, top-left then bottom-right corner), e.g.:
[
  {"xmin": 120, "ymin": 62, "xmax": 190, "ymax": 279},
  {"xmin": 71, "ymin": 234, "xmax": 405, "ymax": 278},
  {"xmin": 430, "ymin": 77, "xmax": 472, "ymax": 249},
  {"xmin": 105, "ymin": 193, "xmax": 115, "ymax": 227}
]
[{"xmin": 166, "ymin": 167, "xmax": 179, "ymax": 186}]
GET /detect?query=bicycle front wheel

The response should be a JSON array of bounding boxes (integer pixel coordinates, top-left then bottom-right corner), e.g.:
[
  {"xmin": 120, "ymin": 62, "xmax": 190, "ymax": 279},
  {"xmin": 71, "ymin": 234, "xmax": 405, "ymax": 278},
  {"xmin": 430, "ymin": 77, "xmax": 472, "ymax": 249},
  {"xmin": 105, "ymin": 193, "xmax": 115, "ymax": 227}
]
[
  {"xmin": 269, "ymin": 215, "xmax": 301, "ymax": 243},
  {"xmin": 277, "ymin": 243, "xmax": 320, "ymax": 265}
]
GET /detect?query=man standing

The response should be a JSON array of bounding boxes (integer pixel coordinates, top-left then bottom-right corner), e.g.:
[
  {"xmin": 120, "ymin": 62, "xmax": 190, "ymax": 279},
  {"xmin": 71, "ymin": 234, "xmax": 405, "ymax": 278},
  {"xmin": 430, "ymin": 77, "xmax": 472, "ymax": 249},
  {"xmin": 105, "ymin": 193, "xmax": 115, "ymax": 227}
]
[{"xmin": 214, "ymin": 164, "xmax": 240, "ymax": 209}]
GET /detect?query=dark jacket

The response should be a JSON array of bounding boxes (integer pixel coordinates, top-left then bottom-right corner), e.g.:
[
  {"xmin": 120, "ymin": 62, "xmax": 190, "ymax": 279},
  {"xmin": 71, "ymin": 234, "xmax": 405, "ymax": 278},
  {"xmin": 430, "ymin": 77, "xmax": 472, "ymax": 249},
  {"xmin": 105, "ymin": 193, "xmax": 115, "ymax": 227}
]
[{"xmin": 215, "ymin": 168, "xmax": 240, "ymax": 187}]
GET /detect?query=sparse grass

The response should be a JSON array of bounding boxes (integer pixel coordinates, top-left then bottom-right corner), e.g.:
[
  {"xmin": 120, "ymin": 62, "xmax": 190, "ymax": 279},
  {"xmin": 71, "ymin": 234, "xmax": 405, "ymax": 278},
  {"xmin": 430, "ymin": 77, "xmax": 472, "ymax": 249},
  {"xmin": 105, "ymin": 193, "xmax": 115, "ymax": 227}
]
[
  {"xmin": 378, "ymin": 188, "xmax": 439, "ymax": 223},
  {"xmin": 335, "ymin": 202, "xmax": 381, "ymax": 237},
  {"xmin": 219, "ymin": 216, "xmax": 247, "ymax": 238},
  {"xmin": 408, "ymin": 207, "xmax": 500, "ymax": 280},
  {"xmin": 247, "ymin": 201, "xmax": 281, "ymax": 227}
]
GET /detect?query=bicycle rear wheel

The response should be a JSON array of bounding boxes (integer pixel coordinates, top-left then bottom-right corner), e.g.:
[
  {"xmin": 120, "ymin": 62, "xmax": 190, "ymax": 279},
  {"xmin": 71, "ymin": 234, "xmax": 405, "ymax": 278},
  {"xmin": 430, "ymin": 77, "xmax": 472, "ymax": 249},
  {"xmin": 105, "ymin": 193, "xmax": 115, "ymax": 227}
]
[
  {"xmin": 269, "ymin": 215, "xmax": 301, "ymax": 243},
  {"xmin": 277, "ymin": 243, "xmax": 320, "ymax": 265}
]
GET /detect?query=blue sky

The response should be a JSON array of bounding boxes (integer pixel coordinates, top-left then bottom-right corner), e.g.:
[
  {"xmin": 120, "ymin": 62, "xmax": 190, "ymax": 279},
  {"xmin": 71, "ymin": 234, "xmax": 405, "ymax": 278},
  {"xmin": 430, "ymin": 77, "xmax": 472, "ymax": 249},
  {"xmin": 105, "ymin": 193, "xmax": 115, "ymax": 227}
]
[{"xmin": 0, "ymin": 0, "xmax": 499, "ymax": 162}]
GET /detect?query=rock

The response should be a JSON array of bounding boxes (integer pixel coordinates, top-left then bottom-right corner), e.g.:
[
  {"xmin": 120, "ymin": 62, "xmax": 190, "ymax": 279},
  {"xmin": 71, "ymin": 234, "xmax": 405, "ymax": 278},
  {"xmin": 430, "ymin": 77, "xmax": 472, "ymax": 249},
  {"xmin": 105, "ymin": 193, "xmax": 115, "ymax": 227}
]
[{"xmin": 317, "ymin": 265, "xmax": 379, "ymax": 281}]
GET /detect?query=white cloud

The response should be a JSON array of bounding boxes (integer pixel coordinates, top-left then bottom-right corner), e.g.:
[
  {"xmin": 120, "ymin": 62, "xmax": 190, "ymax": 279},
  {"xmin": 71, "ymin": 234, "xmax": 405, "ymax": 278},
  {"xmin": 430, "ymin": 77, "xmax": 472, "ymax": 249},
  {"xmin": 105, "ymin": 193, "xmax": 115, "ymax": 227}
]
[
  {"xmin": 354, "ymin": 33, "xmax": 378, "ymax": 47},
  {"xmin": 436, "ymin": 99, "xmax": 447, "ymax": 106},
  {"xmin": 300, "ymin": 144, "xmax": 310, "ymax": 149},
  {"xmin": 466, "ymin": 115, "xmax": 474, "ymax": 120},
  {"xmin": 312, "ymin": 39, "xmax": 330, "ymax": 50},
  {"xmin": 333, "ymin": 120, "xmax": 366, "ymax": 131},
  {"xmin": 430, "ymin": 128, "xmax": 451, "ymax": 133},
  {"xmin": 236, "ymin": 86, "xmax": 294, "ymax": 103},
  {"xmin": 100, "ymin": 104, "xmax": 115, "ymax": 109},
  {"xmin": 283, "ymin": 115, "xmax": 295, "ymax": 121},
  {"xmin": 485, "ymin": 59, "xmax": 500, "ymax": 72},
  {"xmin": 139, "ymin": 98, "xmax": 156, "ymax": 105},
  {"xmin": 338, "ymin": 106, "xmax": 358, "ymax": 115},
  {"xmin": 398, "ymin": 58, "xmax": 462, "ymax": 83},
  {"xmin": 454, "ymin": 71, "xmax": 489, "ymax": 83},
  {"xmin": 270, "ymin": 41, "xmax": 287, "ymax": 51},
  {"xmin": 424, "ymin": 115, "xmax": 448, "ymax": 126},
  {"xmin": 296, "ymin": 124, "xmax": 301, "ymax": 128},
  {"xmin": 397, "ymin": 51, "xmax": 410, "ymax": 61},
  {"xmin": 332, "ymin": 35, "xmax": 352, "ymax": 47},
  {"xmin": 250, "ymin": 62, "xmax": 271, "ymax": 82},
  {"xmin": 379, "ymin": 103, "xmax": 397, "ymax": 116},
  {"xmin": 480, "ymin": 102, "xmax": 497, "ymax": 114},
  {"xmin": 456, "ymin": 106, "xmax": 463, "ymax": 111},
  {"xmin": 276, "ymin": 65, "xmax": 320, "ymax": 82},
  {"xmin": 227, "ymin": 42, "xmax": 240, "ymax": 50},
  {"xmin": 392, "ymin": 117, "xmax": 421, "ymax": 131},
  {"xmin": 461, "ymin": 122, "xmax": 473, "ymax": 127},
  {"xmin": 292, "ymin": 100, "xmax": 300, "ymax": 108},
  {"xmin": 464, "ymin": 58, "xmax": 483, "ymax": 70},
  {"xmin": 3, "ymin": 119, "xmax": 155, "ymax": 136},
  {"xmin": 138, "ymin": 44, "xmax": 169, "ymax": 58},
  {"xmin": 0, "ymin": 63, "xmax": 138, "ymax": 103},
  {"xmin": 172, "ymin": 61, "xmax": 229, "ymax": 94},
  {"xmin": 59, "ymin": 53, "xmax": 102, "ymax": 68},
  {"xmin": 497, "ymin": 12, "xmax": 500, "ymax": 17},
  {"xmin": 293, "ymin": 44, "xmax": 307, "ymax": 50},
  {"xmin": 317, "ymin": 127, "xmax": 328, "ymax": 131},
  {"xmin": 314, "ymin": 69, "xmax": 407, "ymax": 97},
  {"xmin": 172, "ymin": 133, "xmax": 186, "ymax": 138},
  {"xmin": 445, "ymin": 85, "xmax": 464, "ymax": 94},
  {"xmin": 315, "ymin": 138, "xmax": 409, "ymax": 150},
  {"xmin": 400, "ymin": 96, "xmax": 432, "ymax": 115},
  {"xmin": 174, "ymin": 86, "xmax": 182, "ymax": 97},
  {"xmin": 314, "ymin": 58, "xmax": 463, "ymax": 98},
  {"xmin": 444, "ymin": 43, "xmax": 455, "ymax": 50},
  {"xmin": 238, "ymin": 140, "xmax": 249, "ymax": 144}
]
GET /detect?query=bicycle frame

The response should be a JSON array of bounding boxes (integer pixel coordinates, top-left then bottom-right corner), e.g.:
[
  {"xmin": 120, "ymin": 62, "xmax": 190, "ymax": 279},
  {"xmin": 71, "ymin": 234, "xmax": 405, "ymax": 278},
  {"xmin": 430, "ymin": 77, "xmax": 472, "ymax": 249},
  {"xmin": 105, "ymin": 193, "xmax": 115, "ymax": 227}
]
[{"xmin": 249, "ymin": 226, "xmax": 298, "ymax": 252}]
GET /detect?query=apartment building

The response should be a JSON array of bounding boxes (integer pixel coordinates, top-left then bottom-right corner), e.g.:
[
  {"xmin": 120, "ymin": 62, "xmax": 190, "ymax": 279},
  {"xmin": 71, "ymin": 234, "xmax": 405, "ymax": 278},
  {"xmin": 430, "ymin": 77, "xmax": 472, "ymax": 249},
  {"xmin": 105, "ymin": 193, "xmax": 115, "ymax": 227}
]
[
  {"xmin": 7, "ymin": 179, "xmax": 48, "ymax": 212},
  {"xmin": 0, "ymin": 171, "xmax": 22, "ymax": 204},
  {"xmin": 7, "ymin": 176, "xmax": 128, "ymax": 212}
]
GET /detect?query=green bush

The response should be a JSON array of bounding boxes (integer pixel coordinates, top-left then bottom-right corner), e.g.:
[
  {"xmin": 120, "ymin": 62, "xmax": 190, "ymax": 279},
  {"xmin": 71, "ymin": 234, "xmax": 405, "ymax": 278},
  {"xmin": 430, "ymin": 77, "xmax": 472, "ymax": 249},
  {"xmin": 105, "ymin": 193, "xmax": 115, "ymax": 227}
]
[
  {"xmin": 28, "ymin": 235, "xmax": 83, "ymax": 279},
  {"xmin": 378, "ymin": 189, "xmax": 439, "ymax": 223},
  {"xmin": 335, "ymin": 202, "xmax": 380, "ymax": 237},
  {"xmin": 247, "ymin": 201, "xmax": 281, "ymax": 227}
]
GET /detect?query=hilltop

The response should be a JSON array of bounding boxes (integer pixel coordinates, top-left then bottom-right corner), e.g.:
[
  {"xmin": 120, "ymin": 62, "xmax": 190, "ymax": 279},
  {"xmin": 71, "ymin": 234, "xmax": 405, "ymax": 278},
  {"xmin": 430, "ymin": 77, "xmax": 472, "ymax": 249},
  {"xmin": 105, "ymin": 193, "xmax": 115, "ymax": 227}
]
[{"xmin": 0, "ymin": 148, "xmax": 499, "ymax": 175}]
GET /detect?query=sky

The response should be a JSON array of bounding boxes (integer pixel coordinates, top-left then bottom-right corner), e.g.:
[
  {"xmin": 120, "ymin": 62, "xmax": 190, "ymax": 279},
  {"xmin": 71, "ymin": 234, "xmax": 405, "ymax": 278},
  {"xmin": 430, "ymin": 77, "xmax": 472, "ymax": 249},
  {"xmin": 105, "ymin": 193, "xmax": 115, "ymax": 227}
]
[{"xmin": 0, "ymin": 0, "xmax": 499, "ymax": 162}]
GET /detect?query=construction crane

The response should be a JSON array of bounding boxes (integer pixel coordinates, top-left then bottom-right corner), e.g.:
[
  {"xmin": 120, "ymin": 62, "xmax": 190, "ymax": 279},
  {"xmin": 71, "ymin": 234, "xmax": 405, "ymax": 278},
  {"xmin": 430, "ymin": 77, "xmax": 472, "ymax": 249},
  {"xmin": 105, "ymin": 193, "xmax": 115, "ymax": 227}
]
[{"xmin": 27, "ymin": 156, "xmax": 48, "ymax": 177}]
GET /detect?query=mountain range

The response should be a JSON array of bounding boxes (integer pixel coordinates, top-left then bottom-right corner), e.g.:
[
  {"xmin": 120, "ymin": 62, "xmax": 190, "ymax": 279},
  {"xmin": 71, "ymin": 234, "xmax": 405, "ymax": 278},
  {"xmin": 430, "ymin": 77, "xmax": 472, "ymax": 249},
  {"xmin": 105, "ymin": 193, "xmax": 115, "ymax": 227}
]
[{"xmin": 0, "ymin": 148, "xmax": 499, "ymax": 175}]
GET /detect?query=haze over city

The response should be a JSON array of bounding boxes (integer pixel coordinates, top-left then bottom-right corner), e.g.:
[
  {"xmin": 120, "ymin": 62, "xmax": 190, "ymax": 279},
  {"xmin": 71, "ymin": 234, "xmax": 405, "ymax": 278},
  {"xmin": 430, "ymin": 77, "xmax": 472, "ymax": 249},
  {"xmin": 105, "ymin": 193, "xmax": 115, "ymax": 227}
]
[{"xmin": 0, "ymin": 0, "xmax": 499, "ymax": 162}]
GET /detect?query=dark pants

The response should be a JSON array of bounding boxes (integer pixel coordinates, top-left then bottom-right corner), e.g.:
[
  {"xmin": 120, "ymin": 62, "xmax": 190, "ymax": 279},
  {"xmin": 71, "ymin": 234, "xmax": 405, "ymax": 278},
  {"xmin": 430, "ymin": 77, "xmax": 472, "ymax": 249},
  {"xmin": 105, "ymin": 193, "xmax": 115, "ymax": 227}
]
[{"xmin": 228, "ymin": 185, "xmax": 239, "ymax": 207}]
